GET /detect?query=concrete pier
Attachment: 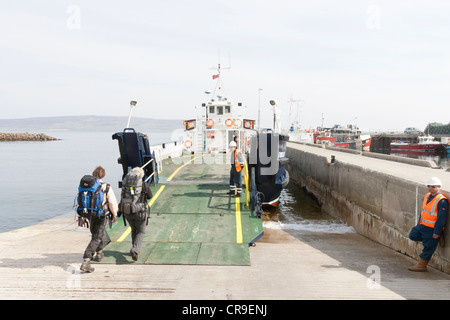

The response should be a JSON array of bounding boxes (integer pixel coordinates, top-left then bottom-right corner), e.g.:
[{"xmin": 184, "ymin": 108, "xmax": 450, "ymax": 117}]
[
  {"xmin": 0, "ymin": 213, "xmax": 449, "ymax": 300},
  {"xmin": 286, "ymin": 141, "xmax": 450, "ymax": 274}
]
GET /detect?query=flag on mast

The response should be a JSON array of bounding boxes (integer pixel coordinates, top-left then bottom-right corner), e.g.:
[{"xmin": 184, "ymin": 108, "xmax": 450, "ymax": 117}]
[{"xmin": 212, "ymin": 74, "xmax": 219, "ymax": 80}]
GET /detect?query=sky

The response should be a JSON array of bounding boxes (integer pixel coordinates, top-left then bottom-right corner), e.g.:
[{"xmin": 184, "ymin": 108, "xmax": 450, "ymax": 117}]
[{"xmin": 1, "ymin": 0, "xmax": 449, "ymax": 131}]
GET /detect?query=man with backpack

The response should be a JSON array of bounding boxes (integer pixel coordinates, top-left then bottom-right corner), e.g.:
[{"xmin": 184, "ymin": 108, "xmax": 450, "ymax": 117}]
[
  {"xmin": 119, "ymin": 167, "xmax": 153, "ymax": 261},
  {"xmin": 79, "ymin": 166, "xmax": 118, "ymax": 273}
]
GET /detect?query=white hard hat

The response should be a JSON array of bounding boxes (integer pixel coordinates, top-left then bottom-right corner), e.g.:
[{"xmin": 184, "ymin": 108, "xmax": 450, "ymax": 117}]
[
  {"xmin": 426, "ymin": 177, "xmax": 442, "ymax": 186},
  {"xmin": 229, "ymin": 141, "xmax": 237, "ymax": 147}
]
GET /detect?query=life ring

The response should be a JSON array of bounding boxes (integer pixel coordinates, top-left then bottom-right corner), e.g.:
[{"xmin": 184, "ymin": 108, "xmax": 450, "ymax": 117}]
[
  {"xmin": 225, "ymin": 118, "xmax": 234, "ymax": 127},
  {"xmin": 187, "ymin": 121, "xmax": 195, "ymax": 130},
  {"xmin": 234, "ymin": 119, "xmax": 242, "ymax": 129},
  {"xmin": 244, "ymin": 120, "xmax": 253, "ymax": 129},
  {"xmin": 206, "ymin": 119, "xmax": 215, "ymax": 127},
  {"xmin": 184, "ymin": 140, "xmax": 192, "ymax": 148}
]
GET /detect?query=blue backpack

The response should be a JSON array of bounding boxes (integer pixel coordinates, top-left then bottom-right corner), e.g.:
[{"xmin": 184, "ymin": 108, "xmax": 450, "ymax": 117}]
[{"xmin": 77, "ymin": 175, "xmax": 104, "ymax": 217}]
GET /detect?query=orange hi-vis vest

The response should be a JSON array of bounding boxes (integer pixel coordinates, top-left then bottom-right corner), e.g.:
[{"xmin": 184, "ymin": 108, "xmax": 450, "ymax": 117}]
[
  {"xmin": 234, "ymin": 150, "xmax": 242, "ymax": 173},
  {"xmin": 420, "ymin": 192, "xmax": 447, "ymax": 228}
]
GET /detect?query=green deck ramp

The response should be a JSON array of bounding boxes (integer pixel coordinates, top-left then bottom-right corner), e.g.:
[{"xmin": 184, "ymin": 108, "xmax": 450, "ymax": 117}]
[{"xmin": 96, "ymin": 157, "xmax": 263, "ymax": 266}]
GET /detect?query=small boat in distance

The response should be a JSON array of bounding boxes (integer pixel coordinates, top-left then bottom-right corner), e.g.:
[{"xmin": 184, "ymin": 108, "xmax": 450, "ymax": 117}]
[{"xmin": 390, "ymin": 135, "xmax": 442, "ymax": 152}]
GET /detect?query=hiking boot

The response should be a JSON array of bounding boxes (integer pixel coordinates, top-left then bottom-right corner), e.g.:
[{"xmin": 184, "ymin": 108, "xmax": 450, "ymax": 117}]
[
  {"xmin": 408, "ymin": 258, "xmax": 429, "ymax": 272},
  {"xmin": 130, "ymin": 250, "xmax": 138, "ymax": 261},
  {"xmin": 80, "ymin": 258, "xmax": 95, "ymax": 273},
  {"xmin": 95, "ymin": 250, "xmax": 104, "ymax": 262}
]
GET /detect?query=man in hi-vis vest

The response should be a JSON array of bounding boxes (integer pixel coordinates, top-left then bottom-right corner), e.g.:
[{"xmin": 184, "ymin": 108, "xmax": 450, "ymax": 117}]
[
  {"xmin": 408, "ymin": 177, "xmax": 448, "ymax": 272},
  {"xmin": 227, "ymin": 141, "xmax": 244, "ymax": 198}
]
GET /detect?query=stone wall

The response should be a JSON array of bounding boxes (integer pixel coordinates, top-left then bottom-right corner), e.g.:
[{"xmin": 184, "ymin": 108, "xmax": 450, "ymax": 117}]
[{"xmin": 286, "ymin": 145, "xmax": 450, "ymax": 274}]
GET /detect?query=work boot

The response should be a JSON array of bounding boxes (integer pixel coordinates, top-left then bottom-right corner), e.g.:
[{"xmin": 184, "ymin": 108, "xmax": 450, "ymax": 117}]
[
  {"xmin": 232, "ymin": 193, "xmax": 241, "ymax": 198},
  {"xmin": 408, "ymin": 258, "xmax": 429, "ymax": 272},
  {"xmin": 80, "ymin": 258, "xmax": 95, "ymax": 273},
  {"xmin": 226, "ymin": 191, "xmax": 235, "ymax": 195},
  {"xmin": 95, "ymin": 250, "xmax": 104, "ymax": 262}
]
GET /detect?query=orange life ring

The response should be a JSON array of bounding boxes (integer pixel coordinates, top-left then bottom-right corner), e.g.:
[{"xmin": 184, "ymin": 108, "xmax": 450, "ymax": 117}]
[
  {"xmin": 186, "ymin": 121, "xmax": 195, "ymax": 130},
  {"xmin": 244, "ymin": 120, "xmax": 252, "ymax": 129},
  {"xmin": 207, "ymin": 119, "xmax": 215, "ymax": 127},
  {"xmin": 184, "ymin": 140, "xmax": 192, "ymax": 148},
  {"xmin": 225, "ymin": 118, "xmax": 234, "ymax": 127}
]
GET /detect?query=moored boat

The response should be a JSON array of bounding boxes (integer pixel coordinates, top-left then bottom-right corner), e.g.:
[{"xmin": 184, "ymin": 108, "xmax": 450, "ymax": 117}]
[{"xmin": 390, "ymin": 135, "xmax": 442, "ymax": 152}]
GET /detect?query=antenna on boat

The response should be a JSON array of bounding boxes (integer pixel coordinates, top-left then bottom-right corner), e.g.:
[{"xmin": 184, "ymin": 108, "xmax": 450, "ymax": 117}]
[
  {"xmin": 210, "ymin": 52, "xmax": 231, "ymax": 98},
  {"xmin": 126, "ymin": 100, "xmax": 137, "ymax": 128}
]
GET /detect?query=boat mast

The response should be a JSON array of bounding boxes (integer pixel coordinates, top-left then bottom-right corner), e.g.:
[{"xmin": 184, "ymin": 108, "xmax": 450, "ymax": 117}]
[
  {"xmin": 287, "ymin": 97, "xmax": 303, "ymax": 131},
  {"xmin": 210, "ymin": 54, "xmax": 231, "ymax": 99}
]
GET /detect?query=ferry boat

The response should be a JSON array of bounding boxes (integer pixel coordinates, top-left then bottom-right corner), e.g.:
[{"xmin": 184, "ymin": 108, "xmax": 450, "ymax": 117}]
[
  {"xmin": 100, "ymin": 68, "xmax": 290, "ymax": 266},
  {"xmin": 390, "ymin": 135, "xmax": 442, "ymax": 152}
]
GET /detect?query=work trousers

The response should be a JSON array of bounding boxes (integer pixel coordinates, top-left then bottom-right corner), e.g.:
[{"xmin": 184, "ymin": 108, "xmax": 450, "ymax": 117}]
[
  {"xmin": 229, "ymin": 165, "xmax": 242, "ymax": 194},
  {"xmin": 409, "ymin": 224, "xmax": 440, "ymax": 260},
  {"xmin": 125, "ymin": 212, "xmax": 147, "ymax": 255},
  {"xmin": 83, "ymin": 216, "xmax": 110, "ymax": 259}
]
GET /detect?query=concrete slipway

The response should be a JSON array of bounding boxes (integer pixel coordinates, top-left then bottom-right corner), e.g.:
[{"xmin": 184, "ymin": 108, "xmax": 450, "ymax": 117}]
[{"xmin": 0, "ymin": 148, "xmax": 449, "ymax": 300}]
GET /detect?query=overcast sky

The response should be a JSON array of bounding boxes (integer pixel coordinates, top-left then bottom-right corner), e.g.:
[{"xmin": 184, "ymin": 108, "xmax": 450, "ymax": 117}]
[{"xmin": 1, "ymin": 0, "xmax": 449, "ymax": 131}]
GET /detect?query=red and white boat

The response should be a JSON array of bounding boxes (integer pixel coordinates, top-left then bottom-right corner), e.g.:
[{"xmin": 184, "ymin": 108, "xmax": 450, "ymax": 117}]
[{"xmin": 390, "ymin": 135, "xmax": 441, "ymax": 152}]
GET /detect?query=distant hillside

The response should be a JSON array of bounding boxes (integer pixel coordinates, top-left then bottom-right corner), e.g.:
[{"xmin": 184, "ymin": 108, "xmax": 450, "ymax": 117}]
[{"xmin": 0, "ymin": 116, "xmax": 182, "ymax": 133}]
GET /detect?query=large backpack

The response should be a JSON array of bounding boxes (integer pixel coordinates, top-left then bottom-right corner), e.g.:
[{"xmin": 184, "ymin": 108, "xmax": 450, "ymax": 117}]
[
  {"xmin": 119, "ymin": 170, "xmax": 148, "ymax": 217},
  {"xmin": 77, "ymin": 175, "xmax": 105, "ymax": 218}
]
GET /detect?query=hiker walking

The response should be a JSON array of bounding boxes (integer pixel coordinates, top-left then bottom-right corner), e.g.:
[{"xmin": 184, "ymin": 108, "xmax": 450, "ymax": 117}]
[
  {"xmin": 119, "ymin": 167, "xmax": 153, "ymax": 261},
  {"xmin": 80, "ymin": 166, "xmax": 118, "ymax": 273}
]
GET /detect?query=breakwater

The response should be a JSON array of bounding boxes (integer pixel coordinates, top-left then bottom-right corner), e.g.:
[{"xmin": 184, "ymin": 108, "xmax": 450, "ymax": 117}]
[
  {"xmin": 0, "ymin": 132, "xmax": 59, "ymax": 141},
  {"xmin": 286, "ymin": 141, "xmax": 450, "ymax": 274}
]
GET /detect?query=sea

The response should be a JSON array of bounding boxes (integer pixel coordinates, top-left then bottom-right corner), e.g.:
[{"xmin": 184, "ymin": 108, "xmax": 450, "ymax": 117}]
[
  {"xmin": 0, "ymin": 130, "xmax": 169, "ymax": 233},
  {"xmin": 1, "ymin": 130, "xmax": 447, "ymax": 234}
]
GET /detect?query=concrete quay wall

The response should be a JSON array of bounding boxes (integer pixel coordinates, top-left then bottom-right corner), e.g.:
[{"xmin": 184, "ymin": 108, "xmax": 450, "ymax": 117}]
[{"xmin": 286, "ymin": 142, "xmax": 450, "ymax": 274}]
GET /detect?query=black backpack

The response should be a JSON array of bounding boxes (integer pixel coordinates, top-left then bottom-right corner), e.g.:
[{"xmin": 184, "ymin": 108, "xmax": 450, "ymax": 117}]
[{"xmin": 119, "ymin": 170, "xmax": 149, "ymax": 225}]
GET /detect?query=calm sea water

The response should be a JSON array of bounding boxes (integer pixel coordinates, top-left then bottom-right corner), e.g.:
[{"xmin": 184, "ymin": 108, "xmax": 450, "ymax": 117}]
[{"xmin": 0, "ymin": 130, "xmax": 170, "ymax": 233}]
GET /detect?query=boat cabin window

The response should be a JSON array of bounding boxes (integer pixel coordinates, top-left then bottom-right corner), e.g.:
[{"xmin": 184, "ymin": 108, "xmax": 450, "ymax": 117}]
[
  {"xmin": 217, "ymin": 106, "xmax": 223, "ymax": 115},
  {"xmin": 225, "ymin": 106, "xmax": 231, "ymax": 113},
  {"xmin": 209, "ymin": 106, "xmax": 215, "ymax": 114}
]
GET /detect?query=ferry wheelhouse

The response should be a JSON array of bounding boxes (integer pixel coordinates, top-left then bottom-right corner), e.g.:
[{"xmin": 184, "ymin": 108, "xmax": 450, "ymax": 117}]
[{"xmin": 182, "ymin": 65, "xmax": 256, "ymax": 154}]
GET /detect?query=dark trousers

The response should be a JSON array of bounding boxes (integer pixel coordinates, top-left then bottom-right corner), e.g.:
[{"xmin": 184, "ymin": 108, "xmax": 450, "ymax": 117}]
[
  {"xmin": 409, "ymin": 224, "xmax": 440, "ymax": 260},
  {"xmin": 229, "ymin": 165, "xmax": 242, "ymax": 194},
  {"xmin": 83, "ymin": 216, "xmax": 110, "ymax": 259},
  {"xmin": 125, "ymin": 212, "xmax": 147, "ymax": 254}
]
